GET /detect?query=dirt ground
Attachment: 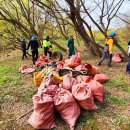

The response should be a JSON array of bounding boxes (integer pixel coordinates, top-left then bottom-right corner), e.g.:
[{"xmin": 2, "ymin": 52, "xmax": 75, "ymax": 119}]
[{"xmin": 0, "ymin": 50, "xmax": 130, "ymax": 130}]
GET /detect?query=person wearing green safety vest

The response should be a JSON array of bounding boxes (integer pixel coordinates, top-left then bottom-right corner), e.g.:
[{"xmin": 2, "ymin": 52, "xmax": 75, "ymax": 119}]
[
  {"xmin": 43, "ymin": 36, "xmax": 52, "ymax": 59},
  {"xmin": 67, "ymin": 35, "xmax": 75, "ymax": 58}
]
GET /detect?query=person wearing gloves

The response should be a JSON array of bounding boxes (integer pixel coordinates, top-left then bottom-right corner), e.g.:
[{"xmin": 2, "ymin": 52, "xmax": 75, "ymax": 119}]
[
  {"xmin": 43, "ymin": 36, "xmax": 52, "ymax": 59},
  {"xmin": 21, "ymin": 36, "xmax": 27, "ymax": 60},
  {"xmin": 98, "ymin": 32, "xmax": 116, "ymax": 67},
  {"xmin": 27, "ymin": 36, "xmax": 39, "ymax": 65},
  {"xmin": 67, "ymin": 35, "xmax": 75, "ymax": 58}
]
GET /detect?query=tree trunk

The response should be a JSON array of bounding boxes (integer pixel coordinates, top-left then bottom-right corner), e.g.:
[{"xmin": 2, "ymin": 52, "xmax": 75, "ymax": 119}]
[{"xmin": 51, "ymin": 41, "xmax": 67, "ymax": 53}]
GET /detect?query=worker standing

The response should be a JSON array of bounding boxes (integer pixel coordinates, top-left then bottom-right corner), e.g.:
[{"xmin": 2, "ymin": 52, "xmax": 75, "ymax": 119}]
[
  {"xmin": 98, "ymin": 32, "xmax": 116, "ymax": 67},
  {"xmin": 27, "ymin": 36, "xmax": 39, "ymax": 65},
  {"xmin": 21, "ymin": 36, "xmax": 27, "ymax": 60},
  {"xmin": 67, "ymin": 35, "xmax": 75, "ymax": 58},
  {"xmin": 43, "ymin": 36, "xmax": 52, "ymax": 59}
]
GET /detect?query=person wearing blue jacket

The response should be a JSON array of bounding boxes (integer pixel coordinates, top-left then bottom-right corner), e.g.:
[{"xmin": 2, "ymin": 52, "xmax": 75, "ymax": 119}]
[
  {"xmin": 67, "ymin": 35, "xmax": 75, "ymax": 58},
  {"xmin": 27, "ymin": 36, "xmax": 39, "ymax": 65}
]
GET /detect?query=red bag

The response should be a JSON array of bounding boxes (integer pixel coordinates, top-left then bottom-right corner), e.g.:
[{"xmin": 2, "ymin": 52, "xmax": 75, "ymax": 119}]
[
  {"xmin": 87, "ymin": 80, "xmax": 104, "ymax": 102},
  {"xmin": 54, "ymin": 88, "xmax": 80, "ymax": 130},
  {"xmin": 94, "ymin": 73, "xmax": 109, "ymax": 83},
  {"xmin": 43, "ymin": 74, "xmax": 61, "ymax": 86},
  {"xmin": 56, "ymin": 61, "xmax": 65, "ymax": 68},
  {"xmin": 85, "ymin": 64, "xmax": 99, "ymax": 75},
  {"xmin": 76, "ymin": 75, "xmax": 91, "ymax": 83},
  {"xmin": 35, "ymin": 54, "xmax": 48, "ymax": 67},
  {"xmin": 19, "ymin": 66, "xmax": 35, "ymax": 73},
  {"xmin": 67, "ymin": 52, "xmax": 81, "ymax": 68},
  {"xmin": 62, "ymin": 74, "xmax": 74, "ymax": 90},
  {"xmin": 38, "ymin": 83, "xmax": 58, "ymax": 97},
  {"xmin": 72, "ymin": 82, "xmax": 98, "ymax": 110},
  {"xmin": 38, "ymin": 54, "xmax": 48, "ymax": 62},
  {"xmin": 112, "ymin": 52, "xmax": 123, "ymax": 63},
  {"xmin": 28, "ymin": 94, "xmax": 56, "ymax": 129},
  {"xmin": 75, "ymin": 64, "xmax": 88, "ymax": 71}
]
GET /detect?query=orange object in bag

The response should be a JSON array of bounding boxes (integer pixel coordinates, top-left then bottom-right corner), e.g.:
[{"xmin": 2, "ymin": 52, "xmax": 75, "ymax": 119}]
[
  {"xmin": 72, "ymin": 82, "xmax": 98, "ymax": 110},
  {"xmin": 33, "ymin": 72, "xmax": 43, "ymax": 87},
  {"xmin": 87, "ymin": 80, "xmax": 104, "ymax": 102},
  {"xmin": 54, "ymin": 88, "xmax": 80, "ymax": 130},
  {"xmin": 28, "ymin": 94, "xmax": 56, "ymax": 129}
]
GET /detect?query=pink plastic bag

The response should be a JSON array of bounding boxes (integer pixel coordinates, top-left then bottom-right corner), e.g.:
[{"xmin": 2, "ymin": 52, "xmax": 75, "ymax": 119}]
[
  {"xmin": 67, "ymin": 52, "xmax": 81, "ymax": 68},
  {"xmin": 54, "ymin": 88, "xmax": 80, "ymax": 130},
  {"xmin": 35, "ymin": 54, "xmax": 48, "ymax": 67},
  {"xmin": 38, "ymin": 83, "xmax": 58, "ymax": 97},
  {"xmin": 19, "ymin": 66, "xmax": 35, "ymax": 73},
  {"xmin": 112, "ymin": 52, "xmax": 123, "ymax": 63},
  {"xmin": 93, "ymin": 73, "xmax": 109, "ymax": 83},
  {"xmin": 56, "ymin": 61, "xmax": 65, "ymax": 68},
  {"xmin": 76, "ymin": 75, "xmax": 91, "ymax": 83},
  {"xmin": 72, "ymin": 82, "xmax": 97, "ymax": 110},
  {"xmin": 43, "ymin": 74, "xmax": 61, "ymax": 86},
  {"xmin": 28, "ymin": 94, "xmax": 56, "ymax": 129},
  {"xmin": 75, "ymin": 64, "xmax": 88, "ymax": 71},
  {"xmin": 62, "ymin": 74, "xmax": 74, "ymax": 90},
  {"xmin": 87, "ymin": 80, "xmax": 104, "ymax": 102}
]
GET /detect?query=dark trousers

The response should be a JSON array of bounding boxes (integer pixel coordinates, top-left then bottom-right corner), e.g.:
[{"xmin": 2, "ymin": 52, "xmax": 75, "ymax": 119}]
[
  {"xmin": 22, "ymin": 50, "xmax": 27, "ymax": 60},
  {"xmin": 99, "ymin": 52, "xmax": 112, "ymax": 65},
  {"xmin": 68, "ymin": 49, "xmax": 75, "ymax": 58},
  {"xmin": 44, "ymin": 47, "xmax": 52, "ymax": 58},
  {"xmin": 32, "ymin": 49, "xmax": 38, "ymax": 65}
]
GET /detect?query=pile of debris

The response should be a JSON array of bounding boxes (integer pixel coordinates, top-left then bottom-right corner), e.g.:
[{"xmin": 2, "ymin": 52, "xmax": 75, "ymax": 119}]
[{"xmin": 20, "ymin": 52, "xmax": 109, "ymax": 130}]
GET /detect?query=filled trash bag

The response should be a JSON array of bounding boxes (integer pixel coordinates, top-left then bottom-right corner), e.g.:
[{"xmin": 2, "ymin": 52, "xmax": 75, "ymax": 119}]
[
  {"xmin": 112, "ymin": 52, "xmax": 124, "ymax": 63},
  {"xmin": 28, "ymin": 94, "xmax": 56, "ymax": 129},
  {"xmin": 76, "ymin": 75, "xmax": 91, "ymax": 83},
  {"xmin": 38, "ymin": 83, "xmax": 58, "ymax": 97},
  {"xmin": 84, "ymin": 64, "xmax": 99, "ymax": 76},
  {"xmin": 87, "ymin": 80, "xmax": 104, "ymax": 102},
  {"xmin": 43, "ymin": 74, "xmax": 61, "ymax": 86},
  {"xmin": 56, "ymin": 61, "xmax": 65, "ymax": 68},
  {"xmin": 54, "ymin": 88, "xmax": 80, "ymax": 130},
  {"xmin": 35, "ymin": 54, "xmax": 48, "ymax": 67},
  {"xmin": 75, "ymin": 64, "xmax": 88, "ymax": 71},
  {"xmin": 62, "ymin": 74, "xmax": 74, "ymax": 90},
  {"xmin": 93, "ymin": 73, "xmax": 109, "ymax": 83},
  {"xmin": 67, "ymin": 52, "xmax": 81, "ymax": 68},
  {"xmin": 72, "ymin": 82, "xmax": 98, "ymax": 110},
  {"xmin": 19, "ymin": 66, "xmax": 35, "ymax": 74}
]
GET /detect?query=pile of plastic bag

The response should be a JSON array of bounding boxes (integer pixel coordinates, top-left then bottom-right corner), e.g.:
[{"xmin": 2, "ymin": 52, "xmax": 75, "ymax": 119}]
[
  {"xmin": 28, "ymin": 52, "xmax": 110, "ymax": 130},
  {"xmin": 19, "ymin": 66, "xmax": 35, "ymax": 74},
  {"xmin": 35, "ymin": 54, "xmax": 48, "ymax": 67}
]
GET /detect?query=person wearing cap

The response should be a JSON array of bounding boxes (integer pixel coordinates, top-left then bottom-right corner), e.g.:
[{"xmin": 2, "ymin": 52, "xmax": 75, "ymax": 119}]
[
  {"xmin": 21, "ymin": 36, "xmax": 27, "ymax": 60},
  {"xmin": 43, "ymin": 36, "xmax": 52, "ymax": 59},
  {"xmin": 98, "ymin": 32, "xmax": 116, "ymax": 67},
  {"xmin": 27, "ymin": 35, "xmax": 39, "ymax": 65},
  {"xmin": 67, "ymin": 35, "xmax": 75, "ymax": 58}
]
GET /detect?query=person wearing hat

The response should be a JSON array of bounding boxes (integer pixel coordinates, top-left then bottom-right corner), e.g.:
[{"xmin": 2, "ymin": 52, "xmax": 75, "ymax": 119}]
[
  {"xmin": 43, "ymin": 36, "xmax": 52, "ymax": 59},
  {"xmin": 67, "ymin": 35, "xmax": 75, "ymax": 58},
  {"xmin": 21, "ymin": 36, "xmax": 27, "ymax": 60},
  {"xmin": 98, "ymin": 32, "xmax": 116, "ymax": 67},
  {"xmin": 27, "ymin": 35, "xmax": 39, "ymax": 65}
]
